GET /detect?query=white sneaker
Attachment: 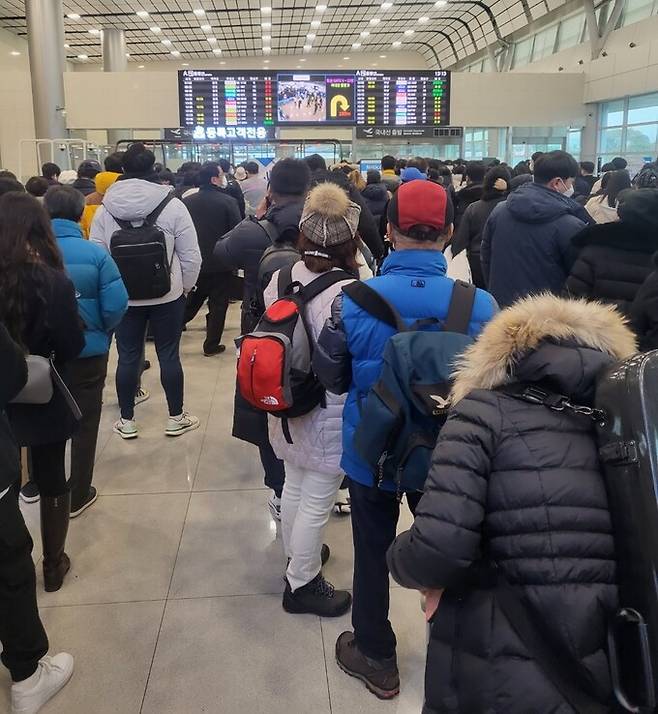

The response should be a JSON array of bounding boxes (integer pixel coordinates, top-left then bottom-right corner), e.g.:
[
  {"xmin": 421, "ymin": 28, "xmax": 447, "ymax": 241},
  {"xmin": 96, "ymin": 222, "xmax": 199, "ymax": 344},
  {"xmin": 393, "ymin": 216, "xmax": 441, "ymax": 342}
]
[
  {"xmin": 135, "ymin": 387, "xmax": 150, "ymax": 405},
  {"xmin": 334, "ymin": 488, "xmax": 351, "ymax": 515},
  {"xmin": 113, "ymin": 418, "xmax": 138, "ymax": 439},
  {"xmin": 268, "ymin": 494, "xmax": 281, "ymax": 522},
  {"xmin": 165, "ymin": 412, "xmax": 200, "ymax": 437},
  {"xmin": 11, "ymin": 653, "xmax": 74, "ymax": 714}
]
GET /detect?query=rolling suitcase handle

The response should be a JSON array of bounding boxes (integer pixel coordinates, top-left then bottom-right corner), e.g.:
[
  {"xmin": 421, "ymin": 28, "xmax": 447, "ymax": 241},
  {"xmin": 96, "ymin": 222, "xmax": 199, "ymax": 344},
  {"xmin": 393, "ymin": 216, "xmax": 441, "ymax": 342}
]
[{"xmin": 607, "ymin": 608, "xmax": 656, "ymax": 713}]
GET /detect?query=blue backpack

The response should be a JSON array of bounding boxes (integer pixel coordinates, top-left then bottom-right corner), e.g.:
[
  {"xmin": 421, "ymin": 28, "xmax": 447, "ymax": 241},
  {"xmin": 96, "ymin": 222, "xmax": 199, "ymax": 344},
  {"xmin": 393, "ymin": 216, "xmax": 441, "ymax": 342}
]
[{"xmin": 344, "ymin": 280, "xmax": 476, "ymax": 496}]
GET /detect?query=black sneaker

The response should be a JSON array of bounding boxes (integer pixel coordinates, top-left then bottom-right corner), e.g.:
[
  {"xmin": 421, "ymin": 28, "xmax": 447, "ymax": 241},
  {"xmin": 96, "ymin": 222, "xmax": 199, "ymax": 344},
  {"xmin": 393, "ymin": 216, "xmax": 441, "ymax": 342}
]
[
  {"xmin": 335, "ymin": 631, "xmax": 400, "ymax": 699},
  {"xmin": 320, "ymin": 543, "xmax": 330, "ymax": 566},
  {"xmin": 203, "ymin": 344, "xmax": 226, "ymax": 357},
  {"xmin": 70, "ymin": 486, "xmax": 98, "ymax": 519},
  {"xmin": 20, "ymin": 481, "xmax": 40, "ymax": 504},
  {"xmin": 283, "ymin": 574, "xmax": 352, "ymax": 617}
]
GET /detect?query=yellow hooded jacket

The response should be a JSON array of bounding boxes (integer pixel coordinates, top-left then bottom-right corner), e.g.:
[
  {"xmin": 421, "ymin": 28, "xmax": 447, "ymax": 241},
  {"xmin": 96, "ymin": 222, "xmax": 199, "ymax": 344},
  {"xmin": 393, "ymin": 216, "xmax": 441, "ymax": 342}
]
[{"xmin": 80, "ymin": 171, "xmax": 120, "ymax": 238}]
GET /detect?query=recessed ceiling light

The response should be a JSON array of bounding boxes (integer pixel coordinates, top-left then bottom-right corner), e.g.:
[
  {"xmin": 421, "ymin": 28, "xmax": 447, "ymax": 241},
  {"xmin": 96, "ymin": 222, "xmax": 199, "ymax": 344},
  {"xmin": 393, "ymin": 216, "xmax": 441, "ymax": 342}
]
[
  {"xmin": 262, "ymin": 34, "xmax": 271, "ymax": 40},
  {"xmin": 77, "ymin": 54, "xmax": 88, "ymax": 59},
  {"xmin": 150, "ymin": 26, "xmax": 161, "ymax": 33},
  {"xmin": 343, "ymin": 56, "xmax": 350, "ymax": 59},
  {"xmin": 212, "ymin": 48, "xmax": 222, "ymax": 54},
  {"xmin": 379, "ymin": 54, "xmax": 387, "ymax": 58},
  {"xmin": 315, "ymin": 4, "xmax": 327, "ymax": 11},
  {"xmin": 434, "ymin": 0, "xmax": 447, "ymax": 6},
  {"xmin": 403, "ymin": 29, "xmax": 415, "ymax": 35},
  {"xmin": 360, "ymin": 31, "xmax": 370, "ymax": 37},
  {"xmin": 338, "ymin": 64, "xmax": 343, "ymax": 67},
  {"xmin": 392, "ymin": 40, "xmax": 402, "ymax": 46},
  {"xmin": 303, "ymin": 44, "xmax": 312, "ymax": 51},
  {"xmin": 418, "ymin": 16, "xmax": 429, "ymax": 23},
  {"xmin": 207, "ymin": 37, "xmax": 217, "ymax": 44},
  {"xmin": 10, "ymin": 50, "xmax": 20, "ymax": 56},
  {"xmin": 306, "ymin": 33, "xmax": 316, "ymax": 39},
  {"xmin": 310, "ymin": 20, "xmax": 321, "ymax": 27},
  {"xmin": 261, "ymin": 6, "xmax": 272, "ymax": 12},
  {"xmin": 296, "ymin": 64, "xmax": 302, "ymax": 68},
  {"xmin": 193, "ymin": 8, "xmax": 205, "ymax": 16},
  {"xmin": 262, "ymin": 21, "xmax": 272, "ymax": 28},
  {"xmin": 64, "ymin": 43, "xmax": 70, "ymax": 48},
  {"xmin": 371, "ymin": 63, "xmax": 378, "ymax": 66},
  {"xmin": 182, "ymin": 62, "xmax": 189, "ymax": 65},
  {"xmin": 370, "ymin": 17, "xmax": 381, "ymax": 24},
  {"xmin": 138, "ymin": 64, "xmax": 145, "ymax": 68},
  {"xmin": 220, "ymin": 61, "xmax": 226, "ymax": 64},
  {"xmin": 136, "ymin": 10, "xmax": 149, "ymax": 18},
  {"xmin": 299, "ymin": 58, "xmax": 306, "ymax": 62},
  {"xmin": 125, "ymin": 52, "xmax": 130, "ymax": 57},
  {"xmin": 200, "ymin": 24, "xmax": 212, "ymax": 31},
  {"xmin": 381, "ymin": 1, "xmax": 393, "ymax": 8},
  {"xmin": 264, "ymin": 58, "xmax": 270, "ymax": 62},
  {"xmin": 171, "ymin": 50, "xmax": 181, "ymax": 57},
  {"xmin": 88, "ymin": 28, "xmax": 100, "ymax": 35},
  {"xmin": 351, "ymin": 42, "xmax": 361, "ymax": 48},
  {"xmin": 66, "ymin": 13, "xmax": 81, "ymax": 20},
  {"xmin": 161, "ymin": 39, "xmax": 172, "ymax": 46},
  {"xmin": 263, "ymin": 46, "xmax": 272, "ymax": 53}
]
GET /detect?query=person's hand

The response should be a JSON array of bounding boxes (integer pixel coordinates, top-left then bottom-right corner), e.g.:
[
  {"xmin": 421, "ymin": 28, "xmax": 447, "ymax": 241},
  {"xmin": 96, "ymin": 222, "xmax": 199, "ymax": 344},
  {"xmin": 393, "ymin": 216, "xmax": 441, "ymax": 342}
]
[
  {"xmin": 255, "ymin": 195, "xmax": 270, "ymax": 220},
  {"xmin": 421, "ymin": 589, "xmax": 444, "ymax": 622}
]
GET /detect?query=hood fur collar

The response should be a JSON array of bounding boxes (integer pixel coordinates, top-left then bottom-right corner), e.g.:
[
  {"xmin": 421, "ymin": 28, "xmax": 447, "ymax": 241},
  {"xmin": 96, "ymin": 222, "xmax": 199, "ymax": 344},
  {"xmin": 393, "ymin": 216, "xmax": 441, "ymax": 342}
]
[{"xmin": 451, "ymin": 294, "xmax": 637, "ymax": 403}]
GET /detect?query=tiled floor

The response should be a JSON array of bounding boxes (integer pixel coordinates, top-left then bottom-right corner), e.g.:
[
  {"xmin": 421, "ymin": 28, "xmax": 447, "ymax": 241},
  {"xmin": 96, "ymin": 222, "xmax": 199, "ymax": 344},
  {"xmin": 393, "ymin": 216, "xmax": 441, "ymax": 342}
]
[{"xmin": 0, "ymin": 306, "xmax": 426, "ymax": 714}]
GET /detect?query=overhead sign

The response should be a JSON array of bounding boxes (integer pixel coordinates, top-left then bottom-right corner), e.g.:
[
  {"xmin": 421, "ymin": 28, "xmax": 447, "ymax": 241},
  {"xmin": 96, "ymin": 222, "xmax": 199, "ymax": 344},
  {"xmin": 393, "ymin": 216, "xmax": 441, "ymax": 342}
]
[
  {"xmin": 356, "ymin": 126, "xmax": 464, "ymax": 139},
  {"xmin": 164, "ymin": 126, "xmax": 276, "ymax": 141}
]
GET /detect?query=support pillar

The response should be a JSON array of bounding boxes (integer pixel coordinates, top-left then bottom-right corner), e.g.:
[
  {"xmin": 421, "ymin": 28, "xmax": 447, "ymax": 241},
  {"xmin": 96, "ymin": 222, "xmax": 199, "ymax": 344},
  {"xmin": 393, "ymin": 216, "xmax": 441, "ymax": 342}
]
[
  {"xmin": 102, "ymin": 28, "xmax": 129, "ymax": 147},
  {"xmin": 26, "ymin": 0, "xmax": 67, "ymax": 140}
]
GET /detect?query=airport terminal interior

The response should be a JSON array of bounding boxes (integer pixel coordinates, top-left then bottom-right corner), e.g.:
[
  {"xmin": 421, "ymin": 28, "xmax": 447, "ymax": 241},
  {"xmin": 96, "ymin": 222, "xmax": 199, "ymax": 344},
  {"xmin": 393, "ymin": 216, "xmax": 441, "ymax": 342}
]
[{"xmin": 0, "ymin": 0, "xmax": 658, "ymax": 713}]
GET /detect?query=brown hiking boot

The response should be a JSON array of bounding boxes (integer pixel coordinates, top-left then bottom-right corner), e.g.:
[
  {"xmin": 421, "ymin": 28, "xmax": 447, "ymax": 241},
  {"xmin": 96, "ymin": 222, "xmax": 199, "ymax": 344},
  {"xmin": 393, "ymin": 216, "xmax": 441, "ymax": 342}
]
[{"xmin": 335, "ymin": 631, "xmax": 400, "ymax": 699}]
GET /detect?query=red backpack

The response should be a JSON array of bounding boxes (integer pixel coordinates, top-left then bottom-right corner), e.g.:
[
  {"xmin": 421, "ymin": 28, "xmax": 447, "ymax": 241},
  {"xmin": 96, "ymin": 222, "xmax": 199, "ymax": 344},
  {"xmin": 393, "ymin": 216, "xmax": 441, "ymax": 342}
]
[{"xmin": 236, "ymin": 264, "xmax": 352, "ymax": 425}]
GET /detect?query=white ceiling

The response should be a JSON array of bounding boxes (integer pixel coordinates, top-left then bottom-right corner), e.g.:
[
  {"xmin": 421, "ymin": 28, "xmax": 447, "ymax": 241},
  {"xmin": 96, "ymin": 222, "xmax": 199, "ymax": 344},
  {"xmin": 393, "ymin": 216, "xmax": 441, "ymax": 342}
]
[{"xmin": 0, "ymin": 0, "xmax": 564, "ymax": 68}]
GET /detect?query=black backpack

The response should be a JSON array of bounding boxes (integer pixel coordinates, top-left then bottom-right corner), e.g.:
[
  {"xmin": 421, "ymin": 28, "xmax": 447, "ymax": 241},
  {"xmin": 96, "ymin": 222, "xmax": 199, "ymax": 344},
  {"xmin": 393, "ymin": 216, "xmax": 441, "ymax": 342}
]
[
  {"xmin": 634, "ymin": 164, "xmax": 658, "ymax": 189},
  {"xmin": 108, "ymin": 193, "xmax": 174, "ymax": 300}
]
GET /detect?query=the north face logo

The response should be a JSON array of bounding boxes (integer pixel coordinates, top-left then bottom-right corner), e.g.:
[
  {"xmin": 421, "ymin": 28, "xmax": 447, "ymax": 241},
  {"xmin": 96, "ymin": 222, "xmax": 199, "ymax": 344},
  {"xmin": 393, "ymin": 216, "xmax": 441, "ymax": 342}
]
[{"xmin": 261, "ymin": 395, "xmax": 280, "ymax": 406}]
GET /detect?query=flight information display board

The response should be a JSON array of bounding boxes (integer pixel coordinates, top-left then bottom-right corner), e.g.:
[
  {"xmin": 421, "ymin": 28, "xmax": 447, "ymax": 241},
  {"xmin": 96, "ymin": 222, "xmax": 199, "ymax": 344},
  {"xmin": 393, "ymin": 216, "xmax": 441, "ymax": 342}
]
[
  {"xmin": 355, "ymin": 70, "xmax": 451, "ymax": 126},
  {"xmin": 178, "ymin": 70, "xmax": 276, "ymax": 134},
  {"xmin": 277, "ymin": 73, "xmax": 355, "ymax": 124}
]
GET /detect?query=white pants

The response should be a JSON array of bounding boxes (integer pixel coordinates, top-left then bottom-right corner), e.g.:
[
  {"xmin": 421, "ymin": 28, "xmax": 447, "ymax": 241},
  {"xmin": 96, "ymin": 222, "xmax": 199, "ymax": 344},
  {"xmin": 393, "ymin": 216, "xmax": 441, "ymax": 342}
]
[{"xmin": 281, "ymin": 462, "xmax": 344, "ymax": 592}]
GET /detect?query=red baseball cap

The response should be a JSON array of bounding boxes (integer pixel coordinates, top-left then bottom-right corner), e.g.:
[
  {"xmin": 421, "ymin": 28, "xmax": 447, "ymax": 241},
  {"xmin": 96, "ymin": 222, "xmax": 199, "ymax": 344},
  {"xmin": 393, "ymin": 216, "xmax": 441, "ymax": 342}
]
[{"xmin": 387, "ymin": 180, "xmax": 454, "ymax": 240}]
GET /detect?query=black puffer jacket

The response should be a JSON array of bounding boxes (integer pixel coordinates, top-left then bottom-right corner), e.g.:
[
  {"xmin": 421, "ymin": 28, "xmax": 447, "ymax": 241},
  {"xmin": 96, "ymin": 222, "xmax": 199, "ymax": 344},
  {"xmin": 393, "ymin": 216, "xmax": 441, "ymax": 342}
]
[
  {"xmin": 631, "ymin": 252, "xmax": 658, "ymax": 350},
  {"xmin": 0, "ymin": 323, "xmax": 27, "ymax": 492},
  {"xmin": 453, "ymin": 183, "xmax": 483, "ymax": 230},
  {"xmin": 564, "ymin": 220, "xmax": 658, "ymax": 316},
  {"xmin": 361, "ymin": 182, "xmax": 388, "ymax": 223},
  {"xmin": 388, "ymin": 294, "xmax": 638, "ymax": 714}
]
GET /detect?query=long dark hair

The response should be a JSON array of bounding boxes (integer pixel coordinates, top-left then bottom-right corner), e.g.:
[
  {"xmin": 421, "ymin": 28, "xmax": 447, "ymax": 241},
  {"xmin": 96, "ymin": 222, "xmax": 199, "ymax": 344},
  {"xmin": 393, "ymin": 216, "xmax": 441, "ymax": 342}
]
[
  {"xmin": 0, "ymin": 192, "xmax": 64, "ymax": 344},
  {"xmin": 298, "ymin": 234, "xmax": 360, "ymax": 276},
  {"xmin": 602, "ymin": 170, "xmax": 632, "ymax": 208}
]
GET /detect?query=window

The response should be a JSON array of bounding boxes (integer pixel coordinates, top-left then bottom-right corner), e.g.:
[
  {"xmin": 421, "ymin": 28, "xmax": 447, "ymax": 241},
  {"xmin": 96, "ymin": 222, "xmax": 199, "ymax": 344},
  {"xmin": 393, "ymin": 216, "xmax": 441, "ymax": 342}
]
[
  {"xmin": 511, "ymin": 37, "xmax": 534, "ymax": 69},
  {"xmin": 532, "ymin": 25, "xmax": 558, "ymax": 62},
  {"xmin": 621, "ymin": 0, "xmax": 655, "ymax": 26},
  {"xmin": 463, "ymin": 128, "xmax": 489, "ymax": 160},
  {"xmin": 567, "ymin": 129, "xmax": 582, "ymax": 159},
  {"xmin": 600, "ymin": 99, "xmax": 625, "ymax": 128},
  {"xmin": 556, "ymin": 13, "xmax": 585, "ymax": 51},
  {"xmin": 628, "ymin": 92, "xmax": 658, "ymax": 124}
]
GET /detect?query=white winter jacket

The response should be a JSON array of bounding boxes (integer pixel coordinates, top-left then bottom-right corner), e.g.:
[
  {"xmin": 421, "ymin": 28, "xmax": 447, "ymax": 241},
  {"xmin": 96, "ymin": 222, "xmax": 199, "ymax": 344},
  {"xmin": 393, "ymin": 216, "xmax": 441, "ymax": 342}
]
[
  {"xmin": 263, "ymin": 262, "xmax": 355, "ymax": 474},
  {"xmin": 90, "ymin": 179, "xmax": 201, "ymax": 307}
]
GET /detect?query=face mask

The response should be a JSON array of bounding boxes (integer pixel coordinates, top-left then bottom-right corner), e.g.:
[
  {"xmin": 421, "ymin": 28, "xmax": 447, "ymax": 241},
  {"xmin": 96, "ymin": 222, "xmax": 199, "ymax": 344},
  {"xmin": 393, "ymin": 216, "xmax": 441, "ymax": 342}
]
[{"xmin": 559, "ymin": 179, "xmax": 574, "ymax": 198}]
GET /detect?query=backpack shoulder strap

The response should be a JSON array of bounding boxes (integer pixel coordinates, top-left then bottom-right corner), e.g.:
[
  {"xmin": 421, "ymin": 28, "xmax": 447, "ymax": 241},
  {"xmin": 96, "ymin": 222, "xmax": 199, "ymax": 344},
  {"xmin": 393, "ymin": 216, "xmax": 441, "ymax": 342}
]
[
  {"xmin": 443, "ymin": 280, "xmax": 477, "ymax": 334},
  {"xmin": 277, "ymin": 263, "xmax": 295, "ymax": 298},
  {"xmin": 259, "ymin": 219, "xmax": 280, "ymax": 244},
  {"xmin": 299, "ymin": 270, "xmax": 354, "ymax": 303},
  {"xmin": 145, "ymin": 193, "xmax": 175, "ymax": 226},
  {"xmin": 342, "ymin": 281, "xmax": 406, "ymax": 332}
]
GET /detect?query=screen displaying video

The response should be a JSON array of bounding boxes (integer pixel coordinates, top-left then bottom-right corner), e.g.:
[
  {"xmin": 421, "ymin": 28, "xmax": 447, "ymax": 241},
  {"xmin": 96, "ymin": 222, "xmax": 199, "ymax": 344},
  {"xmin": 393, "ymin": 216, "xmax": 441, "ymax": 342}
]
[{"xmin": 277, "ymin": 73, "xmax": 354, "ymax": 124}]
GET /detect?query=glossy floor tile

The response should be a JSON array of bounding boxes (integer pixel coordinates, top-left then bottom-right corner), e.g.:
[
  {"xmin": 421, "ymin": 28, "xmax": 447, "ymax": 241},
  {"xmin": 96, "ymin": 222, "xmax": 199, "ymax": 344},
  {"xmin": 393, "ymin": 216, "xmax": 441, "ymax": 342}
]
[{"xmin": 10, "ymin": 307, "xmax": 427, "ymax": 713}]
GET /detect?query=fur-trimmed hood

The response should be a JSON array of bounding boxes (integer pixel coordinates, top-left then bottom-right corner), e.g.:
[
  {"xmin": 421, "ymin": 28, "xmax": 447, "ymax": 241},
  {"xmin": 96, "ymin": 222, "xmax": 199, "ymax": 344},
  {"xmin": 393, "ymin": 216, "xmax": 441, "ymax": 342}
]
[{"xmin": 452, "ymin": 294, "xmax": 637, "ymax": 404}]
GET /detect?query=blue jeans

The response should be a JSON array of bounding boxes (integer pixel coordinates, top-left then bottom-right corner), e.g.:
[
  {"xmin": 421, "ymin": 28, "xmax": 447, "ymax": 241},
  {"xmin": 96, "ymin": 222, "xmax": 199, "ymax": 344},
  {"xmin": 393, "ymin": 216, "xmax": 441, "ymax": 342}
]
[{"xmin": 115, "ymin": 297, "xmax": 186, "ymax": 420}]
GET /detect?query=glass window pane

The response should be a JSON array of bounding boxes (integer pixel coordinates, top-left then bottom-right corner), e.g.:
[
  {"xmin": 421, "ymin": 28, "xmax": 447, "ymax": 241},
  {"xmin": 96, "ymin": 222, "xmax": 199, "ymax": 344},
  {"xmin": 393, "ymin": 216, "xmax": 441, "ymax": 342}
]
[
  {"xmin": 601, "ymin": 99, "xmax": 625, "ymax": 127},
  {"xmin": 556, "ymin": 13, "xmax": 585, "ymax": 51},
  {"xmin": 622, "ymin": 0, "xmax": 654, "ymax": 25},
  {"xmin": 600, "ymin": 127, "xmax": 624, "ymax": 153},
  {"xmin": 512, "ymin": 37, "xmax": 533, "ymax": 68},
  {"xmin": 625, "ymin": 124, "xmax": 658, "ymax": 154},
  {"xmin": 532, "ymin": 25, "xmax": 558, "ymax": 61},
  {"xmin": 628, "ymin": 93, "xmax": 658, "ymax": 124},
  {"xmin": 567, "ymin": 130, "xmax": 582, "ymax": 158}
]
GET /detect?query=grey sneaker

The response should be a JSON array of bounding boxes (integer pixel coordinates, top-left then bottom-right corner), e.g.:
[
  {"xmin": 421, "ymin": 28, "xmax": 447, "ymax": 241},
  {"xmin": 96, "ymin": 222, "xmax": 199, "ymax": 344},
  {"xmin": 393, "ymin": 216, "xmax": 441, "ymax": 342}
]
[
  {"xmin": 113, "ymin": 418, "xmax": 138, "ymax": 439},
  {"xmin": 135, "ymin": 387, "xmax": 150, "ymax": 405},
  {"xmin": 165, "ymin": 412, "xmax": 200, "ymax": 437}
]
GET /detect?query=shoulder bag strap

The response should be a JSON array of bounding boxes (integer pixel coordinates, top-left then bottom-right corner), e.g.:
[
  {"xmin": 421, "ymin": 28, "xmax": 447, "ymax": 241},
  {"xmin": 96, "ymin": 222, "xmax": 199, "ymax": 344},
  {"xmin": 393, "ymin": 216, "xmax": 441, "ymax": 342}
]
[
  {"xmin": 144, "ymin": 192, "xmax": 175, "ymax": 226},
  {"xmin": 496, "ymin": 577, "xmax": 607, "ymax": 714},
  {"xmin": 342, "ymin": 281, "xmax": 407, "ymax": 332},
  {"xmin": 259, "ymin": 219, "xmax": 280, "ymax": 244},
  {"xmin": 277, "ymin": 263, "xmax": 295, "ymax": 298},
  {"xmin": 443, "ymin": 280, "xmax": 477, "ymax": 334},
  {"xmin": 300, "ymin": 270, "xmax": 354, "ymax": 304}
]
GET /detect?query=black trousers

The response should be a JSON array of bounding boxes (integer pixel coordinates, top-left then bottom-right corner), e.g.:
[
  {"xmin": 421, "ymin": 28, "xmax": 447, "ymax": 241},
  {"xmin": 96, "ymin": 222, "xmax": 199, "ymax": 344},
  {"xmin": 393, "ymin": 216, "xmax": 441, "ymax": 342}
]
[
  {"xmin": 0, "ymin": 487, "xmax": 49, "ymax": 681},
  {"xmin": 68, "ymin": 353, "xmax": 109, "ymax": 510},
  {"xmin": 184, "ymin": 273, "xmax": 231, "ymax": 350},
  {"xmin": 30, "ymin": 441, "xmax": 68, "ymax": 498},
  {"xmin": 348, "ymin": 479, "xmax": 422, "ymax": 661}
]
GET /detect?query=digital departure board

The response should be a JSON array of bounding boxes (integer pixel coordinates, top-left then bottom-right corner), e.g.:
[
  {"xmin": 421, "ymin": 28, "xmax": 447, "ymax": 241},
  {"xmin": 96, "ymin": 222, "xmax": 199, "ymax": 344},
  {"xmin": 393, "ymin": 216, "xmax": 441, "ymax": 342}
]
[
  {"xmin": 277, "ymin": 73, "xmax": 355, "ymax": 124},
  {"xmin": 178, "ymin": 70, "xmax": 276, "ymax": 137},
  {"xmin": 355, "ymin": 70, "xmax": 451, "ymax": 127}
]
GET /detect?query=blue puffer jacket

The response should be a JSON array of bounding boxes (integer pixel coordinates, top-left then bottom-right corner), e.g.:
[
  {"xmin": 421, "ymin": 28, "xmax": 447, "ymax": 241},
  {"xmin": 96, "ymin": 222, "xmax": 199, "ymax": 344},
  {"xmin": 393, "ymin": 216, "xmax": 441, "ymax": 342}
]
[
  {"xmin": 314, "ymin": 249, "xmax": 497, "ymax": 488},
  {"xmin": 53, "ymin": 218, "xmax": 128, "ymax": 358},
  {"xmin": 480, "ymin": 181, "xmax": 589, "ymax": 308}
]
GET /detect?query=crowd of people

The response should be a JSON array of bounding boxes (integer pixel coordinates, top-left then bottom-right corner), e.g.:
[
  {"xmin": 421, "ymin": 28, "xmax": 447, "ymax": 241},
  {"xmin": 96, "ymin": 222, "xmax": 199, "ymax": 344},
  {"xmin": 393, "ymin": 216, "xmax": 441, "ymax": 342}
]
[{"xmin": 0, "ymin": 142, "xmax": 657, "ymax": 713}]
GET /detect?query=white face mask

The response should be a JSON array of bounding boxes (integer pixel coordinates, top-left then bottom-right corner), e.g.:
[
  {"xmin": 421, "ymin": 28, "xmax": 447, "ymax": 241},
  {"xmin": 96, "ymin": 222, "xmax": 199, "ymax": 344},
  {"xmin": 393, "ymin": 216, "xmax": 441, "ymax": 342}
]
[{"xmin": 559, "ymin": 178, "xmax": 574, "ymax": 198}]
